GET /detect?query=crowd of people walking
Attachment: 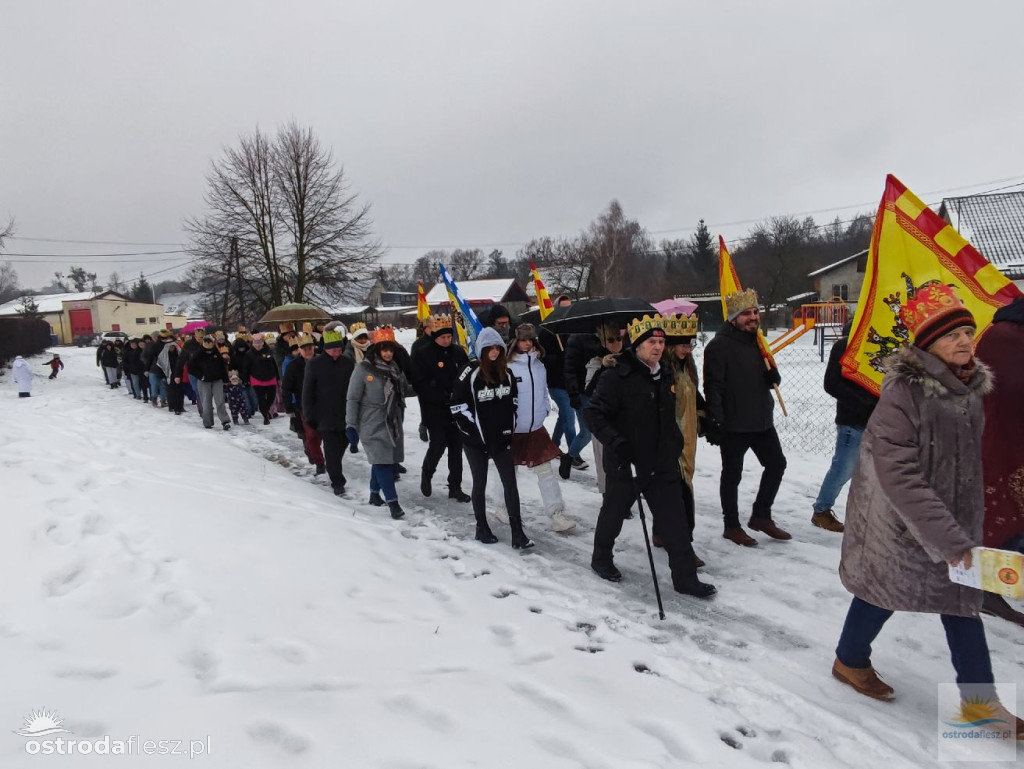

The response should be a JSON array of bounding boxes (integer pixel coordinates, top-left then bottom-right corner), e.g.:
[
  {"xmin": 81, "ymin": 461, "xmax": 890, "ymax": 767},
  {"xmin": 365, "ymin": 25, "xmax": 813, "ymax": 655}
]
[{"xmin": 24, "ymin": 288, "xmax": 1023, "ymax": 739}]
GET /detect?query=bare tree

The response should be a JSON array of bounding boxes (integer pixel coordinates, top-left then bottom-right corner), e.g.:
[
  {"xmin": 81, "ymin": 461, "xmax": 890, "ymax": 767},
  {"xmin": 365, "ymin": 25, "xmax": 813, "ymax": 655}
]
[
  {"xmin": 581, "ymin": 200, "xmax": 652, "ymax": 298},
  {"xmin": 448, "ymin": 248, "xmax": 485, "ymax": 281},
  {"xmin": 186, "ymin": 122, "xmax": 381, "ymax": 324},
  {"xmin": 413, "ymin": 253, "xmax": 441, "ymax": 285},
  {"xmin": 0, "ymin": 217, "xmax": 13, "ymax": 249},
  {"xmin": 107, "ymin": 271, "xmax": 127, "ymax": 293},
  {"xmin": 0, "ymin": 262, "xmax": 20, "ymax": 304}
]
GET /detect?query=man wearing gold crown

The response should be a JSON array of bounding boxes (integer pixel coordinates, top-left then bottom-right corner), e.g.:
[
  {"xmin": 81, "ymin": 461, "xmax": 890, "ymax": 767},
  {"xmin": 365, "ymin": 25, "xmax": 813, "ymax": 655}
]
[
  {"xmin": 703, "ymin": 288, "xmax": 790, "ymax": 546},
  {"xmin": 584, "ymin": 314, "xmax": 716, "ymax": 598}
]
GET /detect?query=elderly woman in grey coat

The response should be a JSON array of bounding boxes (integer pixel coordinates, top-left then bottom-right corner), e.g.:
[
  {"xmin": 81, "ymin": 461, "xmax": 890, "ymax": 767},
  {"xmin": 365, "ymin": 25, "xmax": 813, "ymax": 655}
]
[
  {"xmin": 346, "ymin": 327, "xmax": 409, "ymax": 520},
  {"xmin": 832, "ymin": 284, "xmax": 1021, "ymax": 737}
]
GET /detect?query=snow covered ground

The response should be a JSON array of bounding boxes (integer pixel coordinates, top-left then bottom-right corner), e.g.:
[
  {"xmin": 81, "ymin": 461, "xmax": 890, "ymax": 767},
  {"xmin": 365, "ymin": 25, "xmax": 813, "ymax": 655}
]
[{"xmin": 1, "ymin": 333, "xmax": 1020, "ymax": 768}]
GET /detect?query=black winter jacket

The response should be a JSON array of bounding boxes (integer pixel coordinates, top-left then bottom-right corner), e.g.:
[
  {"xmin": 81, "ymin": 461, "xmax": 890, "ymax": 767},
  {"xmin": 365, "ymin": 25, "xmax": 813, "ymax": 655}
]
[
  {"xmin": 563, "ymin": 333, "xmax": 603, "ymax": 401},
  {"xmin": 824, "ymin": 337, "xmax": 878, "ymax": 428},
  {"xmin": 410, "ymin": 339, "xmax": 469, "ymax": 429},
  {"xmin": 98, "ymin": 345, "xmax": 119, "ymax": 368},
  {"xmin": 281, "ymin": 355, "xmax": 308, "ymax": 413},
  {"xmin": 122, "ymin": 345, "xmax": 146, "ymax": 375},
  {"xmin": 583, "ymin": 350, "xmax": 683, "ymax": 484},
  {"xmin": 242, "ymin": 346, "xmax": 278, "ymax": 383},
  {"xmin": 703, "ymin": 322, "xmax": 776, "ymax": 432},
  {"xmin": 450, "ymin": 362, "xmax": 518, "ymax": 453},
  {"xmin": 538, "ymin": 327, "xmax": 566, "ymax": 390},
  {"xmin": 301, "ymin": 353, "xmax": 355, "ymax": 432},
  {"xmin": 142, "ymin": 340, "xmax": 161, "ymax": 374},
  {"xmin": 189, "ymin": 347, "xmax": 230, "ymax": 383}
]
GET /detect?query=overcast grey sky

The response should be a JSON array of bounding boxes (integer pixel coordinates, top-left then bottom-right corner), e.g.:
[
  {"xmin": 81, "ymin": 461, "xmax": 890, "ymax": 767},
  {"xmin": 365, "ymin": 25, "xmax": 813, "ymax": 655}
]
[{"xmin": 2, "ymin": 0, "xmax": 1022, "ymax": 290}]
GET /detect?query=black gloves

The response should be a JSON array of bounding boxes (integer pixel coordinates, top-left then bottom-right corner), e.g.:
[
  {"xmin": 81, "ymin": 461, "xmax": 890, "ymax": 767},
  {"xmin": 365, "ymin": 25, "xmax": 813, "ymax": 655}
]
[
  {"xmin": 765, "ymin": 367, "xmax": 782, "ymax": 387},
  {"xmin": 613, "ymin": 440, "xmax": 634, "ymax": 472},
  {"xmin": 703, "ymin": 420, "xmax": 724, "ymax": 446},
  {"xmin": 569, "ymin": 394, "xmax": 582, "ymax": 410}
]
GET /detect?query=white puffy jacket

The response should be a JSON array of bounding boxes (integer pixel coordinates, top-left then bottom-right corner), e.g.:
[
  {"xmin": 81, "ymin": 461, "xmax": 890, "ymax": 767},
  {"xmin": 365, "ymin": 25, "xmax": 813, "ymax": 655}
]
[
  {"xmin": 508, "ymin": 350, "xmax": 549, "ymax": 434},
  {"xmin": 11, "ymin": 356, "xmax": 34, "ymax": 393}
]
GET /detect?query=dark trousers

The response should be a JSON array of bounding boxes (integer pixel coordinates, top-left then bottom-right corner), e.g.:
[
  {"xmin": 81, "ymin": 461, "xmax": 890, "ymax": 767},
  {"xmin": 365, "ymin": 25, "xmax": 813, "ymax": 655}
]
[
  {"xmin": 253, "ymin": 385, "xmax": 277, "ymax": 422},
  {"xmin": 719, "ymin": 427, "xmax": 787, "ymax": 528},
  {"xmin": 464, "ymin": 443, "xmax": 520, "ymax": 529},
  {"xmin": 167, "ymin": 380, "xmax": 185, "ymax": 413},
  {"xmin": 423, "ymin": 421, "xmax": 464, "ymax": 490},
  {"xmin": 319, "ymin": 430, "xmax": 350, "ymax": 491},
  {"xmin": 594, "ymin": 473, "xmax": 697, "ymax": 588},
  {"xmin": 836, "ymin": 596, "xmax": 995, "ymax": 698}
]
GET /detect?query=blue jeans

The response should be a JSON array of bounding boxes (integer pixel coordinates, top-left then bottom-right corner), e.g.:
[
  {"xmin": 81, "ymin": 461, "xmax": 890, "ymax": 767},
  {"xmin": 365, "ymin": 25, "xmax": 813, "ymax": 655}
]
[
  {"xmin": 836, "ymin": 596, "xmax": 995, "ymax": 698},
  {"xmin": 370, "ymin": 464, "xmax": 398, "ymax": 503},
  {"xmin": 567, "ymin": 394, "xmax": 592, "ymax": 458},
  {"xmin": 549, "ymin": 388, "xmax": 576, "ymax": 450},
  {"xmin": 813, "ymin": 425, "xmax": 863, "ymax": 513},
  {"xmin": 244, "ymin": 385, "xmax": 260, "ymax": 417},
  {"xmin": 148, "ymin": 372, "xmax": 167, "ymax": 403}
]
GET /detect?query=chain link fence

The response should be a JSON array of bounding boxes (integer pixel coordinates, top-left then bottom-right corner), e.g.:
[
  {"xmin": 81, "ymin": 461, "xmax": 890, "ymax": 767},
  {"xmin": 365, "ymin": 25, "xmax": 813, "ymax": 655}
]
[{"xmin": 693, "ymin": 325, "xmax": 842, "ymax": 456}]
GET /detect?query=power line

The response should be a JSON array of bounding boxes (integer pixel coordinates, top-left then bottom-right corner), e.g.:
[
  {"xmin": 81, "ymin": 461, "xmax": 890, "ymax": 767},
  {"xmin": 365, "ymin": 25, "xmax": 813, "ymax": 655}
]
[{"xmin": 8, "ymin": 236, "xmax": 185, "ymax": 246}]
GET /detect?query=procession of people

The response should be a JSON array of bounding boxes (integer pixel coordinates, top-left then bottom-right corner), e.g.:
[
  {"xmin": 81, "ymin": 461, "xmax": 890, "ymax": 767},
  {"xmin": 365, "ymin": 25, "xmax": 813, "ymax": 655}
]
[{"xmin": 12, "ymin": 288, "xmax": 1024, "ymax": 739}]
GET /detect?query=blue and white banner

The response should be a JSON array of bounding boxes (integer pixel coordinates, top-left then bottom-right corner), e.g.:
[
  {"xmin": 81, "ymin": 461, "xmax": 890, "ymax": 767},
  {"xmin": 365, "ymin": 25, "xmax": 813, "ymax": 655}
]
[{"xmin": 439, "ymin": 263, "xmax": 483, "ymax": 358}]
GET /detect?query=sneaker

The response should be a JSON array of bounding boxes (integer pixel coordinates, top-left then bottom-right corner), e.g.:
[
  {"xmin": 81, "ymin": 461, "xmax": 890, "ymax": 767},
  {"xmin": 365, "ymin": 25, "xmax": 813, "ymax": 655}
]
[
  {"xmin": 831, "ymin": 658, "xmax": 895, "ymax": 702},
  {"xmin": 723, "ymin": 526, "xmax": 758, "ymax": 547},
  {"xmin": 550, "ymin": 511, "xmax": 576, "ymax": 532},
  {"xmin": 314, "ymin": 463, "xmax": 326, "ymax": 476},
  {"xmin": 387, "ymin": 500, "xmax": 405, "ymax": 519},
  {"xmin": 420, "ymin": 476, "xmax": 432, "ymax": 497},
  {"xmin": 591, "ymin": 561, "xmax": 622, "ymax": 582},
  {"xmin": 475, "ymin": 524, "xmax": 498, "ymax": 544},
  {"xmin": 570, "ymin": 455, "xmax": 589, "ymax": 471},
  {"xmin": 812, "ymin": 509, "xmax": 845, "ymax": 533},
  {"xmin": 368, "ymin": 492, "xmax": 383, "ymax": 506},
  {"xmin": 558, "ymin": 454, "xmax": 572, "ymax": 480},
  {"xmin": 748, "ymin": 518, "xmax": 792, "ymax": 540},
  {"xmin": 448, "ymin": 488, "xmax": 471, "ymax": 504}
]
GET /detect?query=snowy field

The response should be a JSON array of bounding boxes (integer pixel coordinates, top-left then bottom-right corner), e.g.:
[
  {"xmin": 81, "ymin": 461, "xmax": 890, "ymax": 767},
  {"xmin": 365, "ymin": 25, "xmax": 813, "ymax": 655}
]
[{"xmin": 1, "ymin": 331, "xmax": 1021, "ymax": 768}]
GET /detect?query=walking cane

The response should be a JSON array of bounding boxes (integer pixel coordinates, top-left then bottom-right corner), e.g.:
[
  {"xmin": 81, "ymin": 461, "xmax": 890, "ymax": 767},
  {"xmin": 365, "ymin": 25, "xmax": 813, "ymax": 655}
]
[{"xmin": 626, "ymin": 463, "xmax": 666, "ymax": 621}]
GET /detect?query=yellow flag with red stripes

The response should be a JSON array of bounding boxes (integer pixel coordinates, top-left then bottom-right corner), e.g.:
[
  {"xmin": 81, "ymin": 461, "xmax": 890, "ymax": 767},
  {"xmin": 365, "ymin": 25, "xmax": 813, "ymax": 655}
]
[
  {"xmin": 841, "ymin": 174, "xmax": 1023, "ymax": 395},
  {"xmin": 530, "ymin": 262, "xmax": 554, "ymax": 320},
  {"xmin": 416, "ymin": 281, "xmax": 430, "ymax": 324},
  {"xmin": 718, "ymin": 236, "xmax": 778, "ymax": 369}
]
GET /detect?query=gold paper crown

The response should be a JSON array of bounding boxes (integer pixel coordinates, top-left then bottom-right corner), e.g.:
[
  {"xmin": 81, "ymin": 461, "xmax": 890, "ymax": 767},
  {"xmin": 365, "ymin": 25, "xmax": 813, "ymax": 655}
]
[
  {"xmin": 429, "ymin": 314, "xmax": 453, "ymax": 332},
  {"xmin": 294, "ymin": 332, "xmax": 315, "ymax": 347},
  {"xmin": 349, "ymin": 321, "xmax": 369, "ymax": 337},
  {"xmin": 373, "ymin": 326, "xmax": 396, "ymax": 344},
  {"xmin": 322, "ymin": 329, "xmax": 345, "ymax": 346},
  {"xmin": 725, "ymin": 288, "xmax": 759, "ymax": 319},
  {"xmin": 627, "ymin": 314, "xmax": 666, "ymax": 344},
  {"xmin": 662, "ymin": 313, "xmax": 698, "ymax": 338}
]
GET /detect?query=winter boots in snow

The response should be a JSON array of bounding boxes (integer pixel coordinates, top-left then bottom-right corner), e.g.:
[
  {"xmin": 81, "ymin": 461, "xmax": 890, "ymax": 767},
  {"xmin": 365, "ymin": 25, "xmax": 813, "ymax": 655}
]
[
  {"xmin": 748, "ymin": 518, "xmax": 792, "ymax": 540},
  {"xmin": 420, "ymin": 474, "xmax": 432, "ymax": 497},
  {"xmin": 812, "ymin": 509, "xmax": 845, "ymax": 533},
  {"xmin": 831, "ymin": 659, "xmax": 895, "ymax": 701},
  {"xmin": 591, "ymin": 560, "xmax": 622, "ymax": 582},
  {"xmin": 448, "ymin": 488, "xmax": 471, "ymax": 503},
  {"xmin": 387, "ymin": 500, "xmax": 405, "ymax": 519},
  {"xmin": 723, "ymin": 526, "xmax": 758, "ymax": 547},
  {"xmin": 315, "ymin": 463, "xmax": 326, "ymax": 476},
  {"xmin": 475, "ymin": 524, "xmax": 499, "ymax": 544},
  {"xmin": 558, "ymin": 453, "xmax": 572, "ymax": 480},
  {"xmin": 511, "ymin": 530, "xmax": 535, "ymax": 550},
  {"xmin": 369, "ymin": 491, "xmax": 384, "ymax": 506},
  {"xmin": 550, "ymin": 511, "xmax": 576, "ymax": 532}
]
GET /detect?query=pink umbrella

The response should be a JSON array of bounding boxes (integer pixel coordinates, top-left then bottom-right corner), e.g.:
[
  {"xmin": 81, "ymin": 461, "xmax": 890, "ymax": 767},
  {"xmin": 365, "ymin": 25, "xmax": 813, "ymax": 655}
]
[
  {"xmin": 653, "ymin": 298, "xmax": 699, "ymax": 316},
  {"xmin": 180, "ymin": 320, "xmax": 210, "ymax": 335}
]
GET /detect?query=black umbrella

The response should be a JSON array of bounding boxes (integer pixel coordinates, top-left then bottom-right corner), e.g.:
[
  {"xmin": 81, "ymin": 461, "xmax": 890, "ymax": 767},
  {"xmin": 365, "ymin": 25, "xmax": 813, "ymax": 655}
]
[
  {"xmin": 517, "ymin": 303, "xmax": 571, "ymax": 328},
  {"xmin": 539, "ymin": 297, "xmax": 657, "ymax": 335}
]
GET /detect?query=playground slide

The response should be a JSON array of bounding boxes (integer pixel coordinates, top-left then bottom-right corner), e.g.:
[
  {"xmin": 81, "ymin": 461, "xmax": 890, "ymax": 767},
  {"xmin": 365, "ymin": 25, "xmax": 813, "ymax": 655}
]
[{"xmin": 768, "ymin": 324, "xmax": 810, "ymax": 355}]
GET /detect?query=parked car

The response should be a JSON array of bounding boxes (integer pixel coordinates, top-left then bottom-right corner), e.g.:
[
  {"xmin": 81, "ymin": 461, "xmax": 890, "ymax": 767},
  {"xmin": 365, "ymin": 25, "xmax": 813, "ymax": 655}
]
[
  {"xmin": 74, "ymin": 334, "xmax": 97, "ymax": 347},
  {"xmin": 99, "ymin": 331, "xmax": 129, "ymax": 346}
]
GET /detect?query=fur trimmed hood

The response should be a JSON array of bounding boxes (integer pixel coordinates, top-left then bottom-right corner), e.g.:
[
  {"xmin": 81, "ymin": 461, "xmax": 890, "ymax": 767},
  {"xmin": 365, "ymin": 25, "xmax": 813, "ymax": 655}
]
[{"xmin": 882, "ymin": 345, "xmax": 993, "ymax": 399}]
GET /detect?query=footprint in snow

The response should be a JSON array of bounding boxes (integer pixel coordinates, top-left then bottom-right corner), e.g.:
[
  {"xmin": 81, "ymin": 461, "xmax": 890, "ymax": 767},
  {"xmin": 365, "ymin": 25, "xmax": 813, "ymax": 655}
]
[{"xmin": 246, "ymin": 721, "xmax": 311, "ymax": 754}]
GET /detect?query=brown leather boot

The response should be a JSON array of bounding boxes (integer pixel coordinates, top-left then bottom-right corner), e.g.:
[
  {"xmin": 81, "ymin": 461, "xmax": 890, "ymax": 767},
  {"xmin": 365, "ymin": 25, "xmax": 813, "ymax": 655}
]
[
  {"xmin": 723, "ymin": 526, "xmax": 758, "ymax": 547},
  {"xmin": 749, "ymin": 518, "xmax": 792, "ymax": 540},
  {"xmin": 832, "ymin": 658, "xmax": 895, "ymax": 701},
  {"xmin": 812, "ymin": 509, "xmax": 845, "ymax": 533}
]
